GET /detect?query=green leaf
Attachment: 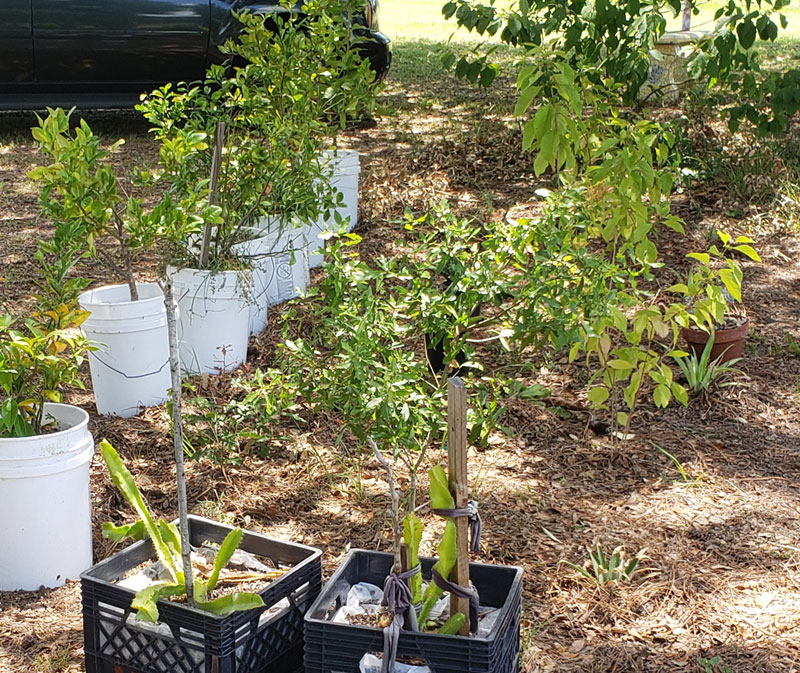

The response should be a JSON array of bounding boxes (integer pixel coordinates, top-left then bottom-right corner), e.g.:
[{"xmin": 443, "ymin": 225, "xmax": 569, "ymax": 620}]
[
  {"xmin": 157, "ymin": 520, "xmax": 182, "ymax": 558},
  {"xmin": 100, "ymin": 441, "xmax": 178, "ymax": 582},
  {"xmin": 732, "ymin": 244, "xmax": 760, "ymax": 261},
  {"xmin": 514, "ymin": 85, "xmax": 541, "ymax": 117},
  {"xmin": 519, "ymin": 383, "xmax": 550, "ymax": 400},
  {"xmin": 687, "ymin": 252, "xmax": 710, "ymax": 265},
  {"xmin": 718, "ymin": 268, "xmax": 742, "ymax": 302},
  {"xmin": 429, "ymin": 465, "xmax": 455, "ymax": 510},
  {"xmin": 671, "ymin": 382, "xmax": 689, "ymax": 406},
  {"xmin": 402, "ymin": 513, "xmax": 424, "ymax": 603},
  {"xmin": 668, "ymin": 284, "xmax": 689, "ymax": 294},
  {"xmin": 438, "ymin": 612, "xmax": 466, "ymax": 635},
  {"xmin": 562, "ymin": 560, "xmax": 594, "ymax": 582},
  {"xmin": 131, "ymin": 583, "xmax": 185, "ymax": 622},
  {"xmin": 418, "ymin": 520, "xmax": 457, "ymax": 625},
  {"xmin": 607, "ymin": 359, "xmax": 634, "ymax": 370},
  {"xmin": 653, "ymin": 384, "xmax": 671, "ymax": 408},
  {"xmin": 737, "ymin": 19, "xmax": 757, "ymax": 49},
  {"xmin": 102, "ymin": 520, "xmax": 147, "ymax": 543},
  {"xmin": 206, "ymin": 528, "xmax": 244, "ymax": 592},
  {"xmin": 587, "ymin": 386, "xmax": 609, "ymax": 406},
  {"xmin": 196, "ymin": 591, "xmax": 265, "ymax": 615}
]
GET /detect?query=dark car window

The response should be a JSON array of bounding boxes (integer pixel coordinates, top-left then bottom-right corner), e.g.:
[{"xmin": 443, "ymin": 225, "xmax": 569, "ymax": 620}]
[
  {"xmin": 32, "ymin": 0, "xmax": 210, "ymax": 84},
  {"xmin": 0, "ymin": 0, "xmax": 34, "ymax": 83}
]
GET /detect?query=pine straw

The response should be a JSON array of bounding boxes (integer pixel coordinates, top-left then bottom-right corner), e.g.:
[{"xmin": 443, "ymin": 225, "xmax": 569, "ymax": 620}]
[{"xmin": 1, "ymin": 78, "xmax": 800, "ymax": 673}]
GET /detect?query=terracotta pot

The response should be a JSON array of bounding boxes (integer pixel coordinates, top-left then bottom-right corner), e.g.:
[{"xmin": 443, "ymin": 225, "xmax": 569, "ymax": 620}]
[{"xmin": 681, "ymin": 321, "xmax": 749, "ymax": 364}]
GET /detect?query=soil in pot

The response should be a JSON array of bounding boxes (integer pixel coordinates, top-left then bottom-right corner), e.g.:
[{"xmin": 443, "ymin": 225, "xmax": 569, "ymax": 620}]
[{"xmin": 118, "ymin": 542, "xmax": 291, "ymax": 601}]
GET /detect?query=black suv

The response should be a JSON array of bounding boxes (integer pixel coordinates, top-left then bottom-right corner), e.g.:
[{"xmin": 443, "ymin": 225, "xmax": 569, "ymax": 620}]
[{"xmin": 0, "ymin": 0, "xmax": 390, "ymax": 109}]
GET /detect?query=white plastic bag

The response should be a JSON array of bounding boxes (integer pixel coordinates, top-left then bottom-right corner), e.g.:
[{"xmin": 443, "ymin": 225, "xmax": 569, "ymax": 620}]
[{"xmin": 358, "ymin": 653, "xmax": 431, "ymax": 673}]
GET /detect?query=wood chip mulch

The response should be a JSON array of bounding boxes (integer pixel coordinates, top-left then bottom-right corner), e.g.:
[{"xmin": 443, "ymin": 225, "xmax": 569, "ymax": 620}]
[{"xmin": 1, "ymin": 73, "xmax": 799, "ymax": 673}]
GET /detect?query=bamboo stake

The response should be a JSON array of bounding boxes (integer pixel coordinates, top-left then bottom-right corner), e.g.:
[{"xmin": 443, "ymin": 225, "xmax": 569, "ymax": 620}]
[
  {"xmin": 447, "ymin": 376, "xmax": 470, "ymax": 635},
  {"xmin": 162, "ymin": 277, "xmax": 194, "ymax": 607},
  {"xmin": 199, "ymin": 121, "xmax": 225, "ymax": 269}
]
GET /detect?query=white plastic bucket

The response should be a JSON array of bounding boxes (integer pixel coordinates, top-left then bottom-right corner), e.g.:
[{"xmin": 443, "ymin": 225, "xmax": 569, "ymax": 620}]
[
  {"xmin": 311, "ymin": 149, "xmax": 360, "ymax": 269},
  {"xmin": 304, "ymin": 213, "xmax": 327, "ymax": 270},
  {"xmin": 231, "ymin": 230, "xmax": 271, "ymax": 335},
  {"xmin": 328, "ymin": 150, "xmax": 360, "ymax": 234},
  {"xmin": 0, "ymin": 403, "xmax": 94, "ymax": 590},
  {"xmin": 79, "ymin": 283, "xmax": 170, "ymax": 417},
  {"xmin": 253, "ymin": 217, "xmax": 309, "ymax": 306},
  {"xmin": 167, "ymin": 266, "xmax": 252, "ymax": 375}
]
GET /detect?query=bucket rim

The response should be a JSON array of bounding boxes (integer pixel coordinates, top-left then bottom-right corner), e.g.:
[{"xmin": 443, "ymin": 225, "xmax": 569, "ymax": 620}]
[
  {"xmin": 0, "ymin": 403, "xmax": 89, "ymax": 447},
  {"xmin": 79, "ymin": 282, "xmax": 164, "ymax": 309}
]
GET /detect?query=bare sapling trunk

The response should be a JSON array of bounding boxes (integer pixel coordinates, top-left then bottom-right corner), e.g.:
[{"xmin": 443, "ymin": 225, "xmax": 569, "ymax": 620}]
[
  {"xmin": 114, "ymin": 210, "xmax": 139, "ymax": 301},
  {"xmin": 368, "ymin": 436, "xmax": 402, "ymax": 573},
  {"xmin": 162, "ymin": 277, "xmax": 194, "ymax": 606},
  {"xmin": 199, "ymin": 121, "xmax": 226, "ymax": 270}
]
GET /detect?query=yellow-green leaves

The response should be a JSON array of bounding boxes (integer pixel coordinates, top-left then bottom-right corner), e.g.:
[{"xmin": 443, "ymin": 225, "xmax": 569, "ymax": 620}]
[
  {"xmin": 438, "ymin": 612, "xmax": 466, "ymax": 635},
  {"xmin": 102, "ymin": 520, "xmax": 147, "ymax": 543},
  {"xmin": 131, "ymin": 583, "xmax": 186, "ymax": 622},
  {"xmin": 429, "ymin": 465, "xmax": 455, "ymax": 510},
  {"xmin": 100, "ymin": 441, "xmax": 179, "ymax": 584},
  {"xmin": 418, "ymin": 520, "xmax": 458, "ymax": 626},
  {"xmin": 587, "ymin": 386, "xmax": 609, "ymax": 406},
  {"xmin": 206, "ymin": 528, "xmax": 244, "ymax": 592},
  {"xmin": 101, "ymin": 440, "xmax": 268, "ymax": 621}
]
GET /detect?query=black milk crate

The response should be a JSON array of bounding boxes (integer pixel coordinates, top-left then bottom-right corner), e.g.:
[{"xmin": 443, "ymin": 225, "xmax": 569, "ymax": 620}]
[
  {"xmin": 304, "ymin": 550, "xmax": 522, "ymax": 673},
  {"xmin": 81, "ymin": 515, "xmax": 322, "ymax": 673}
]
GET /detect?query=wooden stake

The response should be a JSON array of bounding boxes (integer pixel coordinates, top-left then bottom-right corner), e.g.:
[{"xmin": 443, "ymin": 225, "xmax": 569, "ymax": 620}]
[
  {"xmin": 199, "ymin": 121, "xmax": 225, "ymax": 269},
  {"xmin": 447, "ymin": 376, "xmax": 470, "ymax": 635},
  {"xmin": 162, "ymin": 277, "xmax": 194, "ymax": 607}
]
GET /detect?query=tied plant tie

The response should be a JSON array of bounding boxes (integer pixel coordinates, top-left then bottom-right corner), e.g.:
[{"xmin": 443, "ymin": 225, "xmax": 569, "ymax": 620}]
[
  {"xmin": 380, "ymin": 564, "xmax": 420, "ymax": 673},
  {"xmin": 431, "ymin": 568, "xmax": 480, "ymax": 635},
  {"xmin": 432, "ymin": 499, "xmax": 482, "ymax": 552}
]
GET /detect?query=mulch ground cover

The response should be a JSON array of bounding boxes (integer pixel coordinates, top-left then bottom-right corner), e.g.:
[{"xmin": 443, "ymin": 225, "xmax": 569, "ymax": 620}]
[{"xmin": 0, "ymin": 68, "xmax": 799, "ymax": 673}]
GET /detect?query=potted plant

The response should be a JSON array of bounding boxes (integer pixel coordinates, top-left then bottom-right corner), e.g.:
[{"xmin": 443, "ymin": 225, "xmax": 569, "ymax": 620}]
[
  {"xmin": 82, "ymin": 441, "xmax": 322, "ymax": 673},
  {"xmin": 670, "ymin": 231, "xmax": 760, "ymax": 364},
  {"xmin": 82, "ymin": 237, "xmax": 322, "ymax": 671},
  {"xmin": 303, "ymin": 378, "xmax": 522, "ymax": 673},
  {"xmin": 0, "ymin": 237, "xmax": 94, "ymax": 591},
  {"xmin": 308, "ymin": 0, "xmax": 382, "ymax": 266},
  {"xmin": 29, "ymin": 108, "xmax": 173, "ymax": 416},
  {"xmin": 138, "ymin": 0, "xmax": 366, "ymax": 341}
]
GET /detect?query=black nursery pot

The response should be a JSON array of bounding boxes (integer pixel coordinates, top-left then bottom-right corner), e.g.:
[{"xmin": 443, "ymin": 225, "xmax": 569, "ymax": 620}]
[
  {"xmin": 81, "ymin": 515, "xmax": 322, "ymax": 673},
  {"xmin": 304, "ymin": 550, "xmax": 523, "ymax": 673}
]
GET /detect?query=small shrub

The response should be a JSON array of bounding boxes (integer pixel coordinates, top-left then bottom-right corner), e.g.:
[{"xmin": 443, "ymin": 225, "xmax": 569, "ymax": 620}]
[
  {"xmin": 673, "ymin": 336, "xmax": 744, "ymax": 396},
  {"xmin": 563, "ymin": 544, "xmax": 644, "ymax": 588}
]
